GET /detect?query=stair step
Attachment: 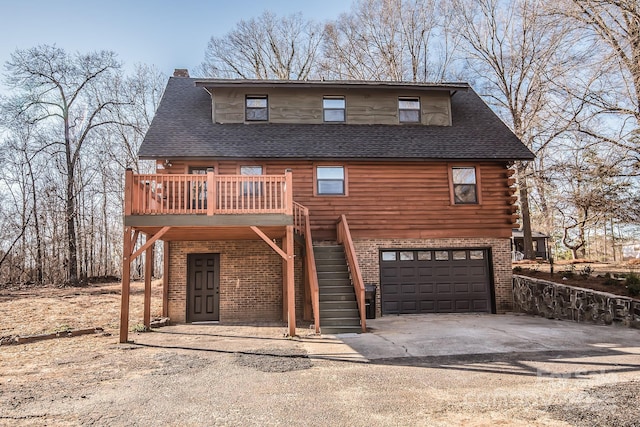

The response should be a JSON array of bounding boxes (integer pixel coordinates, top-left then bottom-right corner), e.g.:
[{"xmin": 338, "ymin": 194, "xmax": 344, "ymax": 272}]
[
  {"xmin": 321, "ymin": 326, "xmax": 363, "ymax": 335},
  {"xmin": 320, "ymin": 300, "xmax": 358, "ymax": 310},
  {"xmin": 320, "ymin": 317, "xmax": 362, "ymax": 327},
  {"xmin": 320, "ymin": 293, "xmax": 357, "ymax": 302},
  {"xmin": 318, "ymin": 282, "xmax": 354, "ymax": 294},
  {"xmin": 320, "ymin": 308, "xmax": 359, "ymax": 319},
  {"xmin": 313, "ymin": 245, "xmax": 344, "ymax": 252},
  {"xmin": 318, "ymin": 272, "xmax": 349, "ymax": 281}
]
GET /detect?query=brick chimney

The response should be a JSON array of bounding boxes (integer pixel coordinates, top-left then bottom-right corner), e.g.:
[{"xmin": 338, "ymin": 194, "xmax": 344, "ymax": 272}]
[{"xmin": 173, "ymin": 69, "xmax": 189, "ymax": 77}]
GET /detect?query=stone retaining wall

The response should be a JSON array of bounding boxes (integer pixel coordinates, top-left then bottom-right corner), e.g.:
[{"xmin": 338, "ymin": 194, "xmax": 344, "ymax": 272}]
[{"xmin": 513, "ymin": 275, "xmax": 640, "ymax": 328}]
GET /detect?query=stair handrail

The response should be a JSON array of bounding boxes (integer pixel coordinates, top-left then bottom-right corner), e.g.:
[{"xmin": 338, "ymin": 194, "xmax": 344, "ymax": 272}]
[
  {"xmin": 294, "ymin": 201, "xmax": 320, "ymax": 334},
  {"xmin": 336, "ymin": 214, "xmax": 366, "ymax": 332}
]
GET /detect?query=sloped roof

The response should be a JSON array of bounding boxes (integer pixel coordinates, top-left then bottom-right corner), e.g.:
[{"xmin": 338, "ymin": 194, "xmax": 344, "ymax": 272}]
[{"xmin": 138, "ymin": 77, "xmax": 534, "ymax": 161}]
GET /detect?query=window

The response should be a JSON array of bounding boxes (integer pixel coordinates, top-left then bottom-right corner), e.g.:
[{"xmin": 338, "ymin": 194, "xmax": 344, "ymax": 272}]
[
  {"xmin": 382, "ymin": 251, "xmax": 397, "ymax": 261},
  {"xmin": 189, "ymin": 167, "xmax": 213, "ymax": 209},
  {"xmin": 451, "ymin": 166, "xmax": 478, "ymax": 204},
  {"xmin": 240, "ymin": 165, "xmax": 263, "ymax": 195},
  {"xmin": 246, "ymin": 96, "xmax": 268, "ymax": 121},
  {"xmin": 316, "ymin": 166, "xmax": 345, "ymax": 195},
  {"xmin": 399, "ymin": 97, "xmax": 420, "ymax": 123},
  {"xmin": 323, "ymin": 97, "xmax": 345, "ymax": 122}
]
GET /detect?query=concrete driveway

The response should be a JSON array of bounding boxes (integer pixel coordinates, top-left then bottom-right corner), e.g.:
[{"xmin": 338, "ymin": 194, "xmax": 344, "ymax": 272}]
[{"xmin": 303, "ymin": 313, "xmax": 640, "ymax": 363}]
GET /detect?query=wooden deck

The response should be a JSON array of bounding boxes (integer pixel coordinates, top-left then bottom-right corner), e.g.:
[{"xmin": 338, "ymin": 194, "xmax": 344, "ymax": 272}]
[{"xmin": 125, "ymin": 169, "xmax": 293, "ymax": 218}]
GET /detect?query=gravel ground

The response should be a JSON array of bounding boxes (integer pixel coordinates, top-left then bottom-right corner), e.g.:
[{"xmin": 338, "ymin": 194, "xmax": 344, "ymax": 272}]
[
  {"xmin": 2, "ymin": 326, "xmax": 640, "ymax": 426},
  {"xmin": 1, "ymin": 281, "xmax": 639, "ymax": 426}
]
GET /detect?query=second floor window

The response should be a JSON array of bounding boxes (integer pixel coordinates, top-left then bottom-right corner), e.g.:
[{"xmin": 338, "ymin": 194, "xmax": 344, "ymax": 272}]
[
  {"xmin": 399, "ymin": 97, "xmax": 420, "ymax": 123},
  {"xmin": 246, "ymin": 96, "xmax": 268, "ymax": 121},
  {"xmin": 323, "ymin": 97, "xmax": 346, "ymax": 122},
  {"xmin": 451, "ymin": 166, "xmax": 478, "ymax": 204},
  {"xmin": 316, "ymin": 166, "xmax": 345, "ymax": 195}
]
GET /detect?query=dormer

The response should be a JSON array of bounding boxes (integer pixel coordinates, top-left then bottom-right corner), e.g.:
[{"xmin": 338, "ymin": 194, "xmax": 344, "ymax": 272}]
[{"xmin": 194, "ymin": 79, "xmax": 468, "ymax": 126}]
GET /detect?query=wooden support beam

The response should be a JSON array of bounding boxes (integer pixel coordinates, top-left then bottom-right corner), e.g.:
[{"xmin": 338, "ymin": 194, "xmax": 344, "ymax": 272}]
[
  {"xmin": 119, "ymin": 226, "xmax": 133, "ymax": 343},
  {"xmin": 282, "ymin": 228, "xmax": 289, "ymax": 321},
  {"xmin": 130, "ymin": 226, "xmax": 170, "ymax": 262},
  {"xmin": 285, "ymin": 225, "xmax": 296, "ymax": 336},
  {"xmin": 250, "ymin": 226, "xmax": 287, "ymax": 259},
  {"xmin": 131, "ymin": 230, "xmax": 140, "ymax": 251},
  {"xmin": 162, "ymin": 241, "xmax": 169, "ymax": 317},
  {"xmin": 143, "ymin": 244, "xmax": 152, "ymax": 329}
]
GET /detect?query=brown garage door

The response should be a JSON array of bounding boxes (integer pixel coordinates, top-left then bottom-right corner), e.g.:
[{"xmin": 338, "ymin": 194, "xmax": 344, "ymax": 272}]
[{"xmin": 380, "ymin": 249, "xmax": 492, "ymax": 314}]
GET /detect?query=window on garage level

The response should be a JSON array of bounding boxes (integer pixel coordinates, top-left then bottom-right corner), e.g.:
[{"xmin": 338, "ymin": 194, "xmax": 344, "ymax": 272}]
[{"xmin": 451, "ymin": 166, "xmax": 479, "ymax": 204}]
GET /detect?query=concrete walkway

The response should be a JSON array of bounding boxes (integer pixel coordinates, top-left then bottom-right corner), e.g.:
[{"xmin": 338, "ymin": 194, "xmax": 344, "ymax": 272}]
[{"xmin": 332, "ymin": 313, "xmax": 640, "ymax": 361}]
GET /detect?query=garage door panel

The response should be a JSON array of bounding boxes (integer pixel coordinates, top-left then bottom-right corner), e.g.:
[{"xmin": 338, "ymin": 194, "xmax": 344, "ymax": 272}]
[
  {"xmin": 400, "ymin": 267, "xmax": 416, "ymax": 277},
  {"xmin": 473, "ymin": 300, "xmax": 489, "ymax": 311},
  {"xmin": 418, "ymin": 267, "xmax": 434, "ymax": 276},
  {"xmin": 437, "ymin": 283, "xmax": 452, "ymax": 293},
  {"xmin": 383, "ymin": 301, "xmax": 400, "ymax": 313},
  {"xmin": 437, "ymin": 300, "xmax": 453, "ymax": 311},
  {"xmin": 455, "ymin": 283, "xmax": 470, "ymax": 293},
  {"xmin": 419, "ymin": 284, "xmax": 434, "ymax": 294},
  {"xmin": 419, "ymin": 300, "xmax": 436, "ymax": 312},
  {"xmin": 401, "ymin": 300, "xmax": 417, "ymax": 313},
  {"xmin": 455, "ymin": 300, "xmax": 470, "ymax": 311},
  {"xmin": 381, "ymin": 249, "xmax": 492, "ymax": 315},
  {"xmin": 401, "ymin": 283, "xmax": 416, "ymax": 293}
]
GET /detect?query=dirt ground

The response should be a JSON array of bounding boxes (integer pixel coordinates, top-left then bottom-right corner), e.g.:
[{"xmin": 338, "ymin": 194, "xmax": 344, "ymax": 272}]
[
  {"xmin": 1, "ymin": 281, "xmax": 640, "ymax": 426},
  {"xmin": 513, "ymin": 260, "xmax": 640, "ymax": 298}
]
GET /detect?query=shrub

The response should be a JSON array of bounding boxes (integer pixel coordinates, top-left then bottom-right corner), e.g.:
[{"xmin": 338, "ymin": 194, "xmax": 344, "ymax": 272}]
[
  {"xmin": 579, "ymin": 265, "xmax": 594, "ymax": 279},
  {"xmin": 626, "ymin": 273, "xmax": 640, "ymax": 297},
  {"xmin": 513, "ymin": 266, "xmax": 523, "ymax": 273},
  {"xmin": 603, "ymin": 277, "xmax": 619, "ymax": 287}
]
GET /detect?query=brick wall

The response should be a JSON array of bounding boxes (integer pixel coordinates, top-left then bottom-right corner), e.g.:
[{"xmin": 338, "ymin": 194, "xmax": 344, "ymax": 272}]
[
  {"xmin": 168, "ymin": 240, "xmax": 302, "ymax": 323},
  {"xmin": 352, "ymin": 238, "xmax": 513, "ymax": 316}
]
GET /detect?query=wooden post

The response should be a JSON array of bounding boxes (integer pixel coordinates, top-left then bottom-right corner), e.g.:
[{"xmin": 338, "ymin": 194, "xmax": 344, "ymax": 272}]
[
  {"xmin": 286, "ymin": 225, "xmax": 296, "ymax": 336},
  {"xmin": 124, "ymin": 169, "xmax": 133, "ymax": 216},
  {"xmin": 163, "ymin": 241, "xmax": 169, "ymax": 317},
  {"xmin": 207, "ymin": 168, "xmax": 215, "ymax": 216},
  {"xmin": 119, "ymin": 226, "xmax": 132, "ymax": 343},
  {"xmin": 282, "ymin": 233, "xmax": 289, "ymax": 322},
  {"xmin": 284, "ymin": 169, "xmax": 293, "ymax": 215},
  {"xmin": 303, "ymin": 255, "xmax": 311, "ymax": 321},
  {"xmin": 143, "ymin": 241, "xmax": 153, "ymax": 329}
]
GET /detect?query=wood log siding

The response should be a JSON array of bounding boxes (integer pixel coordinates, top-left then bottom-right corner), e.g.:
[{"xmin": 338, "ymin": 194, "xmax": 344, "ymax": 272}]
[
  {"xmin": 158, "ymin": 160, "xmax": 516, "ymax": 239},
  {"xmin": 211, "ymin": 88, "xmax": 452, "ymax": 126}
]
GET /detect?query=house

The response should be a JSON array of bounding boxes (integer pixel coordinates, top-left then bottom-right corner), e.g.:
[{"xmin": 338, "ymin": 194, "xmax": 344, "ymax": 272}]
[
  {"xmin": 118, "ymin": 70, "xmax": 534, "ymax": 343},
  {"xmin": 511, "ymin": 229, "xmax": 550, "ymax": 260}
]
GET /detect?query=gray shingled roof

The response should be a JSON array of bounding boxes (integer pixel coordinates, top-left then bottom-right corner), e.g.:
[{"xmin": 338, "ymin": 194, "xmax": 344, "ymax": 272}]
[{"xmin": 138, "ymin": 77, "xmax": 534, "ymax": 161}]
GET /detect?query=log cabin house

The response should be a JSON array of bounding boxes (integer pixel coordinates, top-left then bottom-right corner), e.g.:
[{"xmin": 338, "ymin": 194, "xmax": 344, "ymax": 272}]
[{"xmin": 119, "ymin": 69, "xmax": 534, "ymax": 343}]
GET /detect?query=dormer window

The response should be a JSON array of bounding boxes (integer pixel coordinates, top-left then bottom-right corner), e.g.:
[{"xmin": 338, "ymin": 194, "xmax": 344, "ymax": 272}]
[
  {"xmin": 323, "ymin": 97, "xmax": 346, "ymax": 122},
  {"xmin": 399, "ymin": 97, "xmax": 421, "ymax": 123},
  {"xmin": 246, "ymin": 96, "xmax": 268, "ymax": 121}
]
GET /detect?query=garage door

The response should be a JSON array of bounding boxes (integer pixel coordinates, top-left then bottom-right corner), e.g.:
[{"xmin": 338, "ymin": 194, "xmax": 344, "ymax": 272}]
[{"xmin": 380, "ymin": 249, "xmax": 492, "ymax": 314}]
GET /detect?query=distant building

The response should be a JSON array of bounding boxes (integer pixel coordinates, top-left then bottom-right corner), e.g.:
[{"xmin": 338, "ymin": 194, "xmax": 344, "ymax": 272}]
[{"xmin": 511, "ymin": 229, "xmax": 549, "ymax": 260}]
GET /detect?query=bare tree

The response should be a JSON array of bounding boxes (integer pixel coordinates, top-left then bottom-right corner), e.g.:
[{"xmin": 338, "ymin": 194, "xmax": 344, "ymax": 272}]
[
  {"xmin": 199, "ymin": 11, "xmax": 323, "ymax": 79},
  {"xmin": 557, "ymin": 0, "xmax": 640, "ymax": 130},
  {"xmin": 4, "ymin": 45, "xmax": 126, "ymax": 283},
  {"xmin": 452, "ymin": 0, "xmax": 579, "ymax": 259},
  {"xmin": 321, "ymin": 0, "xmax": 457, "ymax": 81}
]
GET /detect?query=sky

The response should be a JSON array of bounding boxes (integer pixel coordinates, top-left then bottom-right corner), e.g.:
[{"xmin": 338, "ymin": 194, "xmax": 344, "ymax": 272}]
[{"xmin": 0, "ymin": 0, "xmax": 353, "ymax": 86}]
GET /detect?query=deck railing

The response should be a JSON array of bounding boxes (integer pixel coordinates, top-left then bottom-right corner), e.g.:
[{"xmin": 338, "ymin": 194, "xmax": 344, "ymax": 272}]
[
  {"xmin": 125, "ymin": 169, "xmax": 293, "ymax": 216},
  {"xmin": 293, "ymin": 202, "xmax": 320, "ymax": 334},
  {"xmin": 337, "ymin": 214, "xmax": 367, "ymax": 332}
]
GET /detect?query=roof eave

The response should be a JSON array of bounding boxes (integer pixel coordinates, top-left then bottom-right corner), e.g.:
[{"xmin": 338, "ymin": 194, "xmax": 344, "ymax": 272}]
[{"xmin": 194, "ymin": 79, "xmax": 470, "ymax": 92}]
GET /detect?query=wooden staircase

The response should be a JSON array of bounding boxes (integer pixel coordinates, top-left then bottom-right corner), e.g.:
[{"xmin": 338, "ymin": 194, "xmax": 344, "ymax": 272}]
[{"xmin": 314, "ymin": 245, "xmax": 362, "ymax": 334}]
